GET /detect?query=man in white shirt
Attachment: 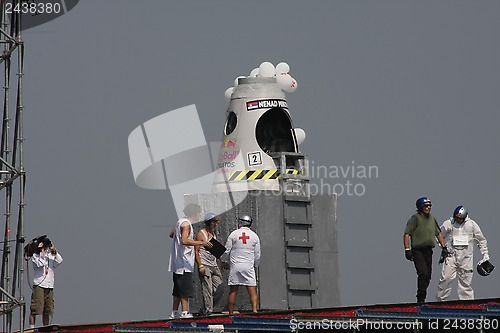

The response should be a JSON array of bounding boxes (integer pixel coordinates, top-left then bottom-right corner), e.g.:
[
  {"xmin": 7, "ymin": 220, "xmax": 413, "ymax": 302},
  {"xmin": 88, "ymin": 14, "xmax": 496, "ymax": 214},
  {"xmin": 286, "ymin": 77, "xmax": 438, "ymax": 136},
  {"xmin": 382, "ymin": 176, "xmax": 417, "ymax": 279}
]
[
  {"xmin": 221, "ymin": 215, "xmax": 261, "ymax": 314},
  {"xmin": 168, "ymin": 203, "xmax": 211, "ymax": 319},
  {"xmin": 29, "ymin": 236, "xmax": 63, "ymax": 327}
]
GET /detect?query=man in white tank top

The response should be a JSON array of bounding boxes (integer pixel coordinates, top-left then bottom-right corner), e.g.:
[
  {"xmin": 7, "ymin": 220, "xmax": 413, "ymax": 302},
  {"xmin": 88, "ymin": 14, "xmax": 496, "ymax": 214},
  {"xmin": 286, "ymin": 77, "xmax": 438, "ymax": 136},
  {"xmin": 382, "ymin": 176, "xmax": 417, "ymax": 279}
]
[
  {"xmin": 195, "ymin": 213, "xmax": 224, "ymax": 315},
  {"xmin": 168, "ymin": 204, "xmax": 211, "ymax": 319}
]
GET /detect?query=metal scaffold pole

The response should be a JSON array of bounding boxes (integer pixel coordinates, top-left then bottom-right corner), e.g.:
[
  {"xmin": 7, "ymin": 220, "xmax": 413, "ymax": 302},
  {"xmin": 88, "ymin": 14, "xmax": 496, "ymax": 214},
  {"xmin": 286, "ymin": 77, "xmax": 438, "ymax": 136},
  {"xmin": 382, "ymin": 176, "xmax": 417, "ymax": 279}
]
[{"xmin": 0, "ymin": 1, "xmax": 25, "ymax": 332}]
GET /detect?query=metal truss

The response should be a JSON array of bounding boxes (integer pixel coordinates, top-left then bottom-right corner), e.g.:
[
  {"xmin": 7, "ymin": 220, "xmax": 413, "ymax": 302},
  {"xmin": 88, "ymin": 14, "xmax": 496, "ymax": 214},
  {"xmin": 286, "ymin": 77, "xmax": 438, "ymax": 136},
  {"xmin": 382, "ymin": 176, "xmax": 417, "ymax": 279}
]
[{"xmin": 0, "ymin": 1, "xmax": 26, "ymax": 332}]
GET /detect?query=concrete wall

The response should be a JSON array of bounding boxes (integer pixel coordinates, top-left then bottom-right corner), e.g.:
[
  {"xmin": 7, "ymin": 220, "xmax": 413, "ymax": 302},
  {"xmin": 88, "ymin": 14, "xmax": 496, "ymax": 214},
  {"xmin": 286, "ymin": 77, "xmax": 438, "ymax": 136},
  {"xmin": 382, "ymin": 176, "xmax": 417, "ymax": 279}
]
[{"xmin": 185, "ymin": 191, "xmax": 338, "ymax": 313}]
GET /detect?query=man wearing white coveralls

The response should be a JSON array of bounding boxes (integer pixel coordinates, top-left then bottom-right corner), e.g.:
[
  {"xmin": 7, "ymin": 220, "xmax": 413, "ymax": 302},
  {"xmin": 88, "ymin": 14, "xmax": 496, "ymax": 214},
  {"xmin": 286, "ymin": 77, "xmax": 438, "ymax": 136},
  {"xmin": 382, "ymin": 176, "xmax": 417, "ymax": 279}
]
[
  {"xmin": 221, "ymin": 215, "xmax": 261, "ymax": 314},
  {"xmin": 436, "ymin": 206, "xmax": 490, "ymax": 301}
]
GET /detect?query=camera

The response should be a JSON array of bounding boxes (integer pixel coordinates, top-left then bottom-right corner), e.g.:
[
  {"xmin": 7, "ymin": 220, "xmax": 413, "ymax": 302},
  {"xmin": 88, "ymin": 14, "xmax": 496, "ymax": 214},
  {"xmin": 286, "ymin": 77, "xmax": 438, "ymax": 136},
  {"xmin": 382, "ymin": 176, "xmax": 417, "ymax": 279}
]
[
  {"xmin": 24, "ymin": 235, "xmax": 53, "ymax": 259},
  {"xmin": 34, "ymin": 236, "xmax": 52, "ymax": 254},
  {"xmin": 39, "ymin": 236, "xmax": 52, "ymax": 249}
]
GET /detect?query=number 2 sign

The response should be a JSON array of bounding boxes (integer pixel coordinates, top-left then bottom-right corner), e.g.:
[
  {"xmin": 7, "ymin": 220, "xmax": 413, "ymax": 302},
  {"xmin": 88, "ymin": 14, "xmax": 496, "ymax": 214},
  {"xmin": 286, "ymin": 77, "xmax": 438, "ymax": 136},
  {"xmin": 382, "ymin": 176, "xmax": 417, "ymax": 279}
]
[{"xmin": 247, "ymin": 152, "xmax": 262, "ymax": 166}]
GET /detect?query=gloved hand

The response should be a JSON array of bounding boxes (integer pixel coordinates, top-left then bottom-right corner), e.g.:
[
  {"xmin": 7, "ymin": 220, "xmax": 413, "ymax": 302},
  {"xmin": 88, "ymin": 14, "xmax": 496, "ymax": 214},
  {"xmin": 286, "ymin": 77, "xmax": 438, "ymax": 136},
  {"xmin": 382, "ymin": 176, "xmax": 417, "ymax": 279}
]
[
  {"xmin": 478, "ymin": 254, "xmax": 490, "ymax": 265},
  {"xmin": 439, "ymin": 246, "xmax": 451, "ymax": 264},
  {"xmin": 198, "ymin": 265, "xmax": 206, "ymax": 276},
  {"xmin": 405, "ymin": 249, "xmax": 413, "ymax": 261}
]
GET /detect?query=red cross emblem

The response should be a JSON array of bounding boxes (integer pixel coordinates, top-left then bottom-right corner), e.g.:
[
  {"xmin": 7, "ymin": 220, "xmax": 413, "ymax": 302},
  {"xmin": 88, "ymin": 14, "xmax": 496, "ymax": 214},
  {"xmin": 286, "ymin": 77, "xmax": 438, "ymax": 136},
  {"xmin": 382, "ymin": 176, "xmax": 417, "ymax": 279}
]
[{"xmin": 238, "ymin": 232, "xmax": 250, "ymax": 244}]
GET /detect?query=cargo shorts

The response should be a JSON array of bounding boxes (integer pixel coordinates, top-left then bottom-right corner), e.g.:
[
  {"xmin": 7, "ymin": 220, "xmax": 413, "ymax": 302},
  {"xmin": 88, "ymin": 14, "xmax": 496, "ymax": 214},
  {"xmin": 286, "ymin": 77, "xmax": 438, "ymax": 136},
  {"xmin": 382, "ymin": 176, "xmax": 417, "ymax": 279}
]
[{"xmin": 30, "ymin": 285, "xmax": 54, "ymax": 315}]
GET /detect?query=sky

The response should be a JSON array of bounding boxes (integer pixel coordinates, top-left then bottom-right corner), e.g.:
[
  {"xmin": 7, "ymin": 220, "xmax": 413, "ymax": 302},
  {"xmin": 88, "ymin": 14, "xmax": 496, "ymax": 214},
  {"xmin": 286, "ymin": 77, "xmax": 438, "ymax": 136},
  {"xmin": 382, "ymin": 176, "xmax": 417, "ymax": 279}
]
[{"xmin": 4, "ymin": 0, "xmax": 499, "ymax": 326}]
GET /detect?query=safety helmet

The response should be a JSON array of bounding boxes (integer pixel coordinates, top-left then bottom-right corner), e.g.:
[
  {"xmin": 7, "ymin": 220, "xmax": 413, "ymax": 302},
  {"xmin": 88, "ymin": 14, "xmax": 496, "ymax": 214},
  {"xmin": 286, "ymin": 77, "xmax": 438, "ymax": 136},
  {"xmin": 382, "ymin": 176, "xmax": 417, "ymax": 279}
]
[
  {"xmin": 453, "ymin": 206, "xmax": 468, "ymax": 219},
  {"xmin": 416, "ymin": 197, "xmax": 431, "ymax": 211},
  {"xmin": 204, "ymin": 212, "xmax": 219, "ymax": 226},
  {"xmin": 477, "ymin": 260, "xmax": 495, "ymax": 277},
  {"xmin": 238, "ymin": 215, "xmax": 253, "ymax": 226}
]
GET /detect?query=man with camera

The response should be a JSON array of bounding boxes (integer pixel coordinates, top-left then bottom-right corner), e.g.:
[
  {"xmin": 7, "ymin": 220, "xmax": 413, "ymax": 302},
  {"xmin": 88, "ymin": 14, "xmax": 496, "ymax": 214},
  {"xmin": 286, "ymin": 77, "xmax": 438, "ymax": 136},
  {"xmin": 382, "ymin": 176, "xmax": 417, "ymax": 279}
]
[{"xmin": 29, "ymin": 236, "xmax": 63, "ymax": 328}]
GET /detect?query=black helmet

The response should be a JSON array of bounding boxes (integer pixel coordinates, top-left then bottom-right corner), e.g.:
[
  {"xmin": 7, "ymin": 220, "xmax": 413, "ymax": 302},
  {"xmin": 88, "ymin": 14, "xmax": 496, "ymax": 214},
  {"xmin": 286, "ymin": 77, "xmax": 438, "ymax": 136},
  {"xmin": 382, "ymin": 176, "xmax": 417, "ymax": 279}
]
[
  {"xmin": 238, "ymin": 215, "xmax": 253, "ymax": 226},
  {"xmin": 477, "ymin": 260, "xmax": 495, "ymax": 276}
]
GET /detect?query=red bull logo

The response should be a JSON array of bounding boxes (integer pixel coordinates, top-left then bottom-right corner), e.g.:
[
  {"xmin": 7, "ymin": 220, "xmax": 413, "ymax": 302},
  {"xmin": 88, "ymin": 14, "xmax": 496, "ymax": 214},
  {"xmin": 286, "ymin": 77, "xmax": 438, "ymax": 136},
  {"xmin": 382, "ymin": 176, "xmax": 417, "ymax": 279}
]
[
  {"xmin": 219, "ymin": 150, "xmax": 238, "ymax": 161},
  {"xmin": 222, "ymin": 138, "xmax": 238, "ymax": 149}
]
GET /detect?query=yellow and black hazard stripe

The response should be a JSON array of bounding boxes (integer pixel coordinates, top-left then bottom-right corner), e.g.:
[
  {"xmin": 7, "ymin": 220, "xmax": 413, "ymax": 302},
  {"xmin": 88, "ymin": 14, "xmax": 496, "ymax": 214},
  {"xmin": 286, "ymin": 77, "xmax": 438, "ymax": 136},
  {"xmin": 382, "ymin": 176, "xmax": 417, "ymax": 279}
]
[{"xmin": 228, "ymin": 169, "xmax": 300, "ymax": 181}]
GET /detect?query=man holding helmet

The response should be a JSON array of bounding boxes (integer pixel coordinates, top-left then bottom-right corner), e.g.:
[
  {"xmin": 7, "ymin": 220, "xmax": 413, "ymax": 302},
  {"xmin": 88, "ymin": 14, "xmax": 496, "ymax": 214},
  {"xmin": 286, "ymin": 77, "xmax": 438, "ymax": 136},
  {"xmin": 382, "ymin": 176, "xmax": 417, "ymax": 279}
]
[
  {"xmin": 221, "ymin": 215, "xmax": 261, "ymax": 314},
  {"xmin": 436, "ymin": 205, "xmax": 493, "ymax": 301}
]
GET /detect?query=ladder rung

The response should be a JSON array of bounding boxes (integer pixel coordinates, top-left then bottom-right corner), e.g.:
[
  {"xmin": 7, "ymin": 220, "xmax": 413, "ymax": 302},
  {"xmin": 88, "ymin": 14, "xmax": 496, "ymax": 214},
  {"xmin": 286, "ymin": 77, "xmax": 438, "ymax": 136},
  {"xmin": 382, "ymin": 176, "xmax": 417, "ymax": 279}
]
[
  {"xmin": 287, "ymin": 263, "xmax": 315, "ymax": 269},
  {"xmin": 287, "ymin": 241, "xmax": 314, "ymax": 248},
  {"xmin": 284, "ymin": 195, "xmax": 311, "ymax": 202},
  {"xmin": 284, "ymin": 218, "xmax": 312, "ymax": 225},
  {"xmin": 288, "ymin": 284, "xmax": 316, "ymax": 291}
]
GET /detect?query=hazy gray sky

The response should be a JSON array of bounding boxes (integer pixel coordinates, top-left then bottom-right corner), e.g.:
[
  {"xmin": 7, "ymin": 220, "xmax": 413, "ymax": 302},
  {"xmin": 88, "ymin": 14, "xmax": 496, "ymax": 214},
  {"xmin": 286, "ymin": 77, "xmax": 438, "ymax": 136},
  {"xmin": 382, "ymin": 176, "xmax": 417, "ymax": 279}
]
[{"xmin": 16, "ymin": 0, "xmax": 500, "ymax": 325}]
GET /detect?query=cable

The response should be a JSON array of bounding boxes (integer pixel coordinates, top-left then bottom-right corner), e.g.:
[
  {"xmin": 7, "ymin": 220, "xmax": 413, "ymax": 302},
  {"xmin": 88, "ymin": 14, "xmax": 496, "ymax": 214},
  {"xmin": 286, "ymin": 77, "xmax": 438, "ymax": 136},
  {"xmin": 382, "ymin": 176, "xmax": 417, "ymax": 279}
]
[{"xmin": 25, "ymin": 256, "xmax": 49, "ymax": 290}]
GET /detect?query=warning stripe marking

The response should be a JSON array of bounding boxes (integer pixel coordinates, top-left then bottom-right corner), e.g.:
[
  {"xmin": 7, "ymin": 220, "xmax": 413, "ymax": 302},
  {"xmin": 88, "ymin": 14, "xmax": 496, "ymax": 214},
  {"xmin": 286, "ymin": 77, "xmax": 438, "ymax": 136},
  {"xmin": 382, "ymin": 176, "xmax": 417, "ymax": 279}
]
[{"xmin": 227, "ymin": 169, "xmax": 300, "ymax": 181}]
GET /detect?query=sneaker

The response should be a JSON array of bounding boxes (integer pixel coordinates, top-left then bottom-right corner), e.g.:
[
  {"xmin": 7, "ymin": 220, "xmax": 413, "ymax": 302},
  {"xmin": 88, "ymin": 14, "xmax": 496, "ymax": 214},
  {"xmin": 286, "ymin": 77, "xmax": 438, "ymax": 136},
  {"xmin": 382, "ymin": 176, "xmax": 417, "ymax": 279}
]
[
  {"xmin": 180, "ymin": 311, "xmax": 193, "ymax": 318},
  {"xmin": 168, "ymin": 310, "xmax": 180, "ymax": 319}
]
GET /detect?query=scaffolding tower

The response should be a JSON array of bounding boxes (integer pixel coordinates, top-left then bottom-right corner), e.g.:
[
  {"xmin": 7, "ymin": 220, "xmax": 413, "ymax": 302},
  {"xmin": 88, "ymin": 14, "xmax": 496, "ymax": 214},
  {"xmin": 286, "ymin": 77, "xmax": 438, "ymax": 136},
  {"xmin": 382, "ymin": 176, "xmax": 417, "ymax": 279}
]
[{"xmin": 0, "ymin": 1, "xmax": 26, "ymax": 332}]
